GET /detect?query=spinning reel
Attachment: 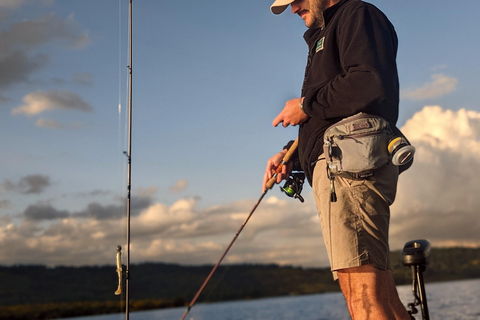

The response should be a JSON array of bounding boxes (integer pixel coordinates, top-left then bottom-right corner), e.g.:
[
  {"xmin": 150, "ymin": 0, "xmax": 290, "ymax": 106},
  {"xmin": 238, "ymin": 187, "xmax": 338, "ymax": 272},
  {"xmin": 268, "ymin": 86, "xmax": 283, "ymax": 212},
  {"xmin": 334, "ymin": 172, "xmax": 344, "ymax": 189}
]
[{"xmin": 280, "ymin": 172, "xmax": 305, "ymax": 203}]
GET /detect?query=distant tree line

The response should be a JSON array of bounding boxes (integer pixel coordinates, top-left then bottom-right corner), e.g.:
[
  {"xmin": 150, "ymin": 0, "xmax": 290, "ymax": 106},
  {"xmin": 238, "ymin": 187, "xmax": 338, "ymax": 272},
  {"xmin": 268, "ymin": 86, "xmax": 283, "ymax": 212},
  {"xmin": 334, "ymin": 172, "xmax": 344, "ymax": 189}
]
[{"xmin": 0, "ymin": 247, "xmax": 478, "ymax": 319}]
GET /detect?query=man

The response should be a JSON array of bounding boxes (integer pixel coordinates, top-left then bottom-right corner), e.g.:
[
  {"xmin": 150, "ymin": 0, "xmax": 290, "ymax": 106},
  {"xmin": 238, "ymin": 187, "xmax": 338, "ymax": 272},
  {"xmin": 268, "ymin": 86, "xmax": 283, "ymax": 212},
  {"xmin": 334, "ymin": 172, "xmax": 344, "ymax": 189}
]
[{"xmin": 263, "ymin": 0, "xmax": 411, "ymax": 319}]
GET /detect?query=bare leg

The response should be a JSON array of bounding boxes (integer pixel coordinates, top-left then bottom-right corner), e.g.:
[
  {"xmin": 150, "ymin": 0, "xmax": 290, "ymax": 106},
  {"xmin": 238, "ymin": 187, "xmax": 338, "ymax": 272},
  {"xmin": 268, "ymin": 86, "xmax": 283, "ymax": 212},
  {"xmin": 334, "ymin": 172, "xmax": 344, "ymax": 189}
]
[
  {"xmin": 386, "ymin": 270, "xmax": 411, "ymax": 319},
  {"xmin": 337, "ymin": 265, "xmax": 410, "ymax": 320}
]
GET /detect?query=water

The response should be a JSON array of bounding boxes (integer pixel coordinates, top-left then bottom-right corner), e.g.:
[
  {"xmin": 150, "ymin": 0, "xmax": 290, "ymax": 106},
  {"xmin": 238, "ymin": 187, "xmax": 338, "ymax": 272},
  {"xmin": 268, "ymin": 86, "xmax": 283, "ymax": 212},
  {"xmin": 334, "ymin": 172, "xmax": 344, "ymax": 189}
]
[{"xmin": 57, "ymin": 279, "xmax": 480, "ymax": 320}]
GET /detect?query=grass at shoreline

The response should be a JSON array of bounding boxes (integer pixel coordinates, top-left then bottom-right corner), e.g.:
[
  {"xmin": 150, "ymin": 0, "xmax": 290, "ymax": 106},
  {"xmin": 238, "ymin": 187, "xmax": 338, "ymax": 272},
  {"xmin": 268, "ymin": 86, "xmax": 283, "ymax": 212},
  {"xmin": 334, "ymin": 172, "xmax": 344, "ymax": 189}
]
[{"xmin": 0, "ymin": 299, "xmax": 185, "ymax": 320}]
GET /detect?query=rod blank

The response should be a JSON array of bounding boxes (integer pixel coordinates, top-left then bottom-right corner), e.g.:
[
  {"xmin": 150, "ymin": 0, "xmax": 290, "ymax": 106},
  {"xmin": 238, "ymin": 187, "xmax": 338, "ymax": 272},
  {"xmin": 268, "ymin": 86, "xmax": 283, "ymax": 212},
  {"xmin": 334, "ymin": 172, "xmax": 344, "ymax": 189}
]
[{"xmin": 179, "ymin": 138, "xmax": 298, "ymax": 320}]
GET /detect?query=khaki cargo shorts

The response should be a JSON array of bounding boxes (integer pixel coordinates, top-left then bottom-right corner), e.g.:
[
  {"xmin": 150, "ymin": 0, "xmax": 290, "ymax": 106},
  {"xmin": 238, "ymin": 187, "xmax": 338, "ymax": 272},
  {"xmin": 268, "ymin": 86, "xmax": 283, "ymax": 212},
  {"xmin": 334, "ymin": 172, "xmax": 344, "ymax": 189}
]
[{"xmin": 312, "ymin": 158, "xmax": 399, "ymax": 280}]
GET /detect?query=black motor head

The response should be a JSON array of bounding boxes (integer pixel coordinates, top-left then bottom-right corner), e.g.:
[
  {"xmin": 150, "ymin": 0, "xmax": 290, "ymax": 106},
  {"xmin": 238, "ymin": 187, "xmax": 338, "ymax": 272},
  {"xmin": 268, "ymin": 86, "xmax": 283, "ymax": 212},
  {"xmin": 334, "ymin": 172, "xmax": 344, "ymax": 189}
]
[{"xmin": 402, "ymin": 239, "xmax": 430, "ymax": 267}]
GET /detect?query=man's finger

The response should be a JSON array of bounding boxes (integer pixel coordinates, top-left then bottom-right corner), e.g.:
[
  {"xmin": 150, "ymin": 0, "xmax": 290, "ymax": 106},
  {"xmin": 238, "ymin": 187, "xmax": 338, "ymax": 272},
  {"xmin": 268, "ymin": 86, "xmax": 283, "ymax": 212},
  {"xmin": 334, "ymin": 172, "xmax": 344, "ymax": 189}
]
[{"xmin": 272, "ymin": 119, "xmax": 281, "ymax": 127}]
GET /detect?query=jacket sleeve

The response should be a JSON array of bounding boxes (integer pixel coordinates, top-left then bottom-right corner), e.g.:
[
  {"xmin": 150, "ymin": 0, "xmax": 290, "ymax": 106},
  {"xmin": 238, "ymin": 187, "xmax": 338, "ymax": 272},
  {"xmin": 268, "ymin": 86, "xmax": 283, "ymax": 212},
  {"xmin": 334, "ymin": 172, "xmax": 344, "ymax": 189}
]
[
  {"xmin": 302, "ymin": 4, "xmax": 399, "ymax": 123},
  {"xmin": 283, "ymin": 140, "xmax": 302, "ymax": 172}
]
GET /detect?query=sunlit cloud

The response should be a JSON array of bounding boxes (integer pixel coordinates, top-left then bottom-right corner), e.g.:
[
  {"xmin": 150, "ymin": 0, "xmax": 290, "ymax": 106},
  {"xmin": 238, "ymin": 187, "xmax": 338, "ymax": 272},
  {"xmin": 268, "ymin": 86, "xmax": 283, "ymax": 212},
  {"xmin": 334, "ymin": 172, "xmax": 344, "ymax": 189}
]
[
  {"xmin": 401, "ymin": 74, "xmax": 458, "ymax": 100},
  {"xmin": 169, "ymin": 180, "xmax": 188, "ymax": 193},
  {"xmin": 0, "ymin": 193, "xmax": 324, "ymax": 266},
  {"xmin": 1, "ymin": 106, "xmax": 479, "ymax": 267},
  {"xmin": 11, "ymin": 90, "xmax": 93, "ymax": 116},
  {"xmin": 391, "ymin": 106, "xmax": 480, "ymax": 248},
  {"xmin": 136, "ymin": 186, "xmax": 158, "ymax": 198}
]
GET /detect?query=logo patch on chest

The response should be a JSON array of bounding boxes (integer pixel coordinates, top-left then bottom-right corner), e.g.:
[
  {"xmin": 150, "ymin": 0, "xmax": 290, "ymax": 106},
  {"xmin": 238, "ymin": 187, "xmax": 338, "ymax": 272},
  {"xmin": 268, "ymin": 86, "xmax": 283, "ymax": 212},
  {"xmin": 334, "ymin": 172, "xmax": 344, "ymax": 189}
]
[{"xmin": 316, "ymin": 37, "xmax": 325, "ymax": 52}]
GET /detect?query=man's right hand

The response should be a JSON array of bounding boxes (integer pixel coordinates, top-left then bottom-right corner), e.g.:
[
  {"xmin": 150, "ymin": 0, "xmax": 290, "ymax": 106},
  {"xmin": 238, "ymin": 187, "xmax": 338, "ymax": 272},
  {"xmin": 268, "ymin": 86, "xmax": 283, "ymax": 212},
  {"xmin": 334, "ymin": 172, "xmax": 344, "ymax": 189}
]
[{"xmin": 262, "ymin": 150, "xmax": 293, "ymax": 193}]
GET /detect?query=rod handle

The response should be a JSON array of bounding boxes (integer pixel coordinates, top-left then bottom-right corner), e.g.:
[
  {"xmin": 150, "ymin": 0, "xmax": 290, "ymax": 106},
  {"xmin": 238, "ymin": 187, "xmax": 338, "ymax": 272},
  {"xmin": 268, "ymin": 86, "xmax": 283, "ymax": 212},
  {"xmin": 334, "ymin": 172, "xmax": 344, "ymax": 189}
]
[
  {"xmin": 115, "ymin": 245, "xmax": 122, "ymax": 295},
  {"xmin": 265, "ymin": 138, "xmax": 298, "ymax": 190}
]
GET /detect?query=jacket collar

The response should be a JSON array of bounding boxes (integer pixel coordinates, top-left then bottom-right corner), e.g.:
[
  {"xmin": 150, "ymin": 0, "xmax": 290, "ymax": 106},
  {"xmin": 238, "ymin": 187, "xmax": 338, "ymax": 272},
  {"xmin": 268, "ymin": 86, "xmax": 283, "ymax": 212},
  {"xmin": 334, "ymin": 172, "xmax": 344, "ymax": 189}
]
[
  {"xmin": 324, "ymin": 0, "xmax": 350, "ymax": 26},
  {"xmin": 304, "ymin": 0, "xmax": 352, "ymax": 43}
]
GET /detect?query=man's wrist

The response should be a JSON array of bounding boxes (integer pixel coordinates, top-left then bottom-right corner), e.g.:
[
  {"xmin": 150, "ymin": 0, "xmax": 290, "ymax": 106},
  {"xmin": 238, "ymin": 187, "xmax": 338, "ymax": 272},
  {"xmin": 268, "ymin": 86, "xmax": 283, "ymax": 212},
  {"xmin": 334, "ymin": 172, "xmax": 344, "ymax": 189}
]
[{"xmin": 299, "ymin": 97, "xmax": 306, "ymax": 115}]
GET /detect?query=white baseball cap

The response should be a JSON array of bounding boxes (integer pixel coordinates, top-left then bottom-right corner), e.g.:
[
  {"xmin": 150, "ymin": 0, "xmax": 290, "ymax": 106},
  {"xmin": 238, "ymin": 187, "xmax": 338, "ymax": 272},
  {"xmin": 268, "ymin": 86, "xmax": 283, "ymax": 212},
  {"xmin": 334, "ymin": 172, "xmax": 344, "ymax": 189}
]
[{"xmin": 270, "ymin": 0, "xmax": 295, "ymax": 14}]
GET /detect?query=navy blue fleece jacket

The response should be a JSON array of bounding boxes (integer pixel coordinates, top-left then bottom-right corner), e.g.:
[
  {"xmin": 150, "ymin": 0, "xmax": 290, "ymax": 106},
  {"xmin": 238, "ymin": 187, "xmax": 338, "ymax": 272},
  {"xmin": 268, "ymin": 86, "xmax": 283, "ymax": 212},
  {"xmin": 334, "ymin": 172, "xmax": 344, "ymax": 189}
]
[{"xmin": 296, "ymin": 0, "xmax": 400, "ymax": 184}]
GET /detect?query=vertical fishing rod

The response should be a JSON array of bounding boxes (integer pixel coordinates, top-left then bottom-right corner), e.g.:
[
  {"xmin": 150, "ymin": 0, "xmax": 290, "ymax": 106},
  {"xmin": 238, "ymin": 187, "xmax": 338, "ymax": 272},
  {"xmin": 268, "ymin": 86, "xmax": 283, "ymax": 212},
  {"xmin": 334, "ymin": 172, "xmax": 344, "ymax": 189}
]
[
  {"xmin": 114, "ymin": 2, "xmax": 132, "ymax": 319},
  {"xmin": 179, "ymin": 138, "xmax": 298, "ymax": 320},
  {"xmin": 125, "ymin": 1, "xmax": 133, "ymax": 319},
  {"xmin": 115, "ymin": 1, "xmax": 133, "ymax": 320}
]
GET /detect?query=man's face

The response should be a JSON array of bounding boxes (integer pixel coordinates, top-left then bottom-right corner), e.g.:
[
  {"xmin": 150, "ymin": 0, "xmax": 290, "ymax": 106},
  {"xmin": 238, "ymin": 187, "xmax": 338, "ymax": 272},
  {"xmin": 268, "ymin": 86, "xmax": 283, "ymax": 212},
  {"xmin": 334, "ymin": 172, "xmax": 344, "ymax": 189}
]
[{"xmin": 291, "ymin": 0, "xmax": 329, "ymax": 28}]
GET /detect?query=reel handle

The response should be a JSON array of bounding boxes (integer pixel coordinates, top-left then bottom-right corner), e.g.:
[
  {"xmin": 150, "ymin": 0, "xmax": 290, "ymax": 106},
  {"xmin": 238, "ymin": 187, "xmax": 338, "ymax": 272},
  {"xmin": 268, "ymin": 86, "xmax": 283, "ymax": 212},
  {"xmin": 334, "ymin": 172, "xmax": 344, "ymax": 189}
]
[{"xmin": 265, "ymin": 138, "xmax": 299, "ymax": 190}]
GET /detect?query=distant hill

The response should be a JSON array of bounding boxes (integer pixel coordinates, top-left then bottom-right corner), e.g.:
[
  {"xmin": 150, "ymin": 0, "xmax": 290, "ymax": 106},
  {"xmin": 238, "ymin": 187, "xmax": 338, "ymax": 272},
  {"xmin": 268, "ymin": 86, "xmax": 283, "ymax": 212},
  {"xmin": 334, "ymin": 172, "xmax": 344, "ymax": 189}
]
[{"xmin": 0, "ymin": 247, "xmax": 479, "ymax": 319}]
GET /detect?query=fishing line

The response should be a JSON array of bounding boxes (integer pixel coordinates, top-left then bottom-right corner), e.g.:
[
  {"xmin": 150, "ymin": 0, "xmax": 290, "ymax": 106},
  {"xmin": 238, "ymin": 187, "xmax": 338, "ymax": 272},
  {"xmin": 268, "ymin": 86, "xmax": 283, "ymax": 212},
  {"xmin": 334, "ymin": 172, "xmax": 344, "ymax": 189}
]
[
  {"xmin": 117, "ymin": 0, "xmax": 125, "ymax": 203},
  {"xmin": 118, "ymin": 0, "xmax": 122, "ymax": 113},
  {"xmin": 191, "ymin": 263, "xmax": 232, "ymax": 316},
  {"xmin": 116, "ymin": 0, "xmax": 130, "ymax": 243},
  {"xmin": 179, "ymin": 138, "xmax": 299, "ymax": 320}
]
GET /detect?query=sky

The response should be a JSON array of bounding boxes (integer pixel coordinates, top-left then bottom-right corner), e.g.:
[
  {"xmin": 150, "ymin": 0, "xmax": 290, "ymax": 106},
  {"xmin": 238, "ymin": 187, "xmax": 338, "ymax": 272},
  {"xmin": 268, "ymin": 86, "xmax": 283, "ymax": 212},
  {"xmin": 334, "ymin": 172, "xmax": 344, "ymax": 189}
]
[{"xmin": 0, "ymin": 0, "xmax": 479, "ymax": 269}]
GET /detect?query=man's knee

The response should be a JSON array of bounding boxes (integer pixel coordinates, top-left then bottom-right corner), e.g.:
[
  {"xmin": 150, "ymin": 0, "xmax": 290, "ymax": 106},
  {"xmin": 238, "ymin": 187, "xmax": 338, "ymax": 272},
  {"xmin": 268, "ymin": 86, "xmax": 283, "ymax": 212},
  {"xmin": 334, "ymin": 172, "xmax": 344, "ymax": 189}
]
[
  {"xmin": 337, "ymin": 265, "xmax": 399, "ymax": 319},
  {"xmin": 337, "ymin": 265, "xmax": 391, "ymax": 299},
  {"xmin": 337, "ymin": 264, "xmax": 386, "ymax": 282},
  {"xmin": 338, "ymin": 264, "xmax": 380, "ymax": 274}
]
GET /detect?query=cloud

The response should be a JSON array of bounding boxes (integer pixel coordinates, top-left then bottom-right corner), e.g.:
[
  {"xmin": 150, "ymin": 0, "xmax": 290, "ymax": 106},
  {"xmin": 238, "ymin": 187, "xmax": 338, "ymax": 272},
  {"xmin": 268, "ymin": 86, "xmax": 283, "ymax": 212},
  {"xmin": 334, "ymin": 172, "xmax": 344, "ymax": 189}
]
[
  {"xmin": 1, "ymin": 193, "xmax": 326, "ymax": 267},
  {"xmin": 22, "ymin": 189, "xmax": 156, "ymax": 222},
  {"xmin": 0, "ymin": 10, "xmax": 89, "ymax": 89},
  {"xmin": 169, "ymin": 180, "xmax": 188, "ymax": 193},
  {"xmin": 390, "ymin": 106, "xmax": 480, "ymax": 248},
  {"xmin": 0, "ymin": 200, "xmax": 12, "ymax": 210},
  {"xmin": 0, "ymin": 51, "xmax": 48, "ymax": 88},
  {"xmin": 35, "ymin": 118, "xmax": 82, "ymax": 129},
  {"xmin": 50, "ymin": 72, "xmax": 93, "ymax": 87},
  {"xmin": 72, "ymin": 196, "xmax": 154, "ymax": 221},
  {"xmin": 136, "ymin": 186, "xmax": 158, "ymax": 198},
  {"xmin": 24, "ymin": 203, "xmax": 69, "ymax": 221},
  {"xmin": 72, "ymin": 72, "xmax": 94, "ymax": 86},
  {"xmin": 19, "ymin": 175, "xmax": 51, "ymax": 194},
  {"xmin": 1, "ymin": 174, "xmax": 50, "ymax": 194},
  {"xmin": 0, "ymin": 13, "xmax": 88, "ymax": 57},
  {"xmin": 35, "ymin": 118, "xmax": 63, "ymax": 129},
  {"xmin": 11, "ymin": 90, "xmax": 93, "ymax": 116},
  {"xmin": 0, "ymin": 0, "xmax": 53, "ymax": 10},
  {"xmin": 402, "ymin": 74, "xmax": 458, "ymax": 101},
  {"xmin": 69, "ymin": 190, "xmax": 111, "ymax": 198},
  {"xmin": 0, "ymin": 0, "xmax": 26, "ymax": 9},
  {"xmin": 0, "ymin": 94, "xmax": 9, "ymax": 104}
]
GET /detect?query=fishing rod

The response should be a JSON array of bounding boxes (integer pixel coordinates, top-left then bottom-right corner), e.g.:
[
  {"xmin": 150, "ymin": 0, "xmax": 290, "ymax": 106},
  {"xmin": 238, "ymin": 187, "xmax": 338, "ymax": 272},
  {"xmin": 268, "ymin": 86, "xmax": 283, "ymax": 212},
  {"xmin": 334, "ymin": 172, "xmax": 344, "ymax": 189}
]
[
  {"xmin": 124, "ymin": 1, "xmax": 133, "ymax": 319},
  {"xmin": 114, "ymin": 1, "xmax": 133, "ymax": 320},
  {"xmin": 179, "ymin": 138, "xmax": 299, "ymax": 320}
]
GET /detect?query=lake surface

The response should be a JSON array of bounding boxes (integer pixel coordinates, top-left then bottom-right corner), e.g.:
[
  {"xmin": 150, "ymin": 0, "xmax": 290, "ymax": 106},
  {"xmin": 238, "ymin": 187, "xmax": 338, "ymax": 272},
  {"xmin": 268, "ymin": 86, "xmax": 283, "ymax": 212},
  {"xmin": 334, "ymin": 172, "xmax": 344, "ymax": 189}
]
[{"xmin": 57, "ymin": 278, "xmax": 480, "ymax": 320}]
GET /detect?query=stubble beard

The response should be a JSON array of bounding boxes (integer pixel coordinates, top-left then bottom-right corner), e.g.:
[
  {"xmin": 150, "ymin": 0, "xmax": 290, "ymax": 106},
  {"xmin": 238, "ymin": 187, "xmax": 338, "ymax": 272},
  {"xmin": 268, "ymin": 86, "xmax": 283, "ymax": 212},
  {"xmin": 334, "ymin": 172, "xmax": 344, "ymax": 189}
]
[{"xmin": 308, "ymin": 0, "xmax": 327, "ymax": 29}]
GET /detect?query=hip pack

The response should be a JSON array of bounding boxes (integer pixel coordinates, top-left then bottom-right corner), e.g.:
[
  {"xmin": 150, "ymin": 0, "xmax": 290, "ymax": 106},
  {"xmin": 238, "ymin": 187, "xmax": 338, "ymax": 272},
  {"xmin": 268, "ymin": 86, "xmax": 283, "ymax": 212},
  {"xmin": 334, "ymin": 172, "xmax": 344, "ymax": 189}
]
[{"xmin": 323, "ymin": 113, "xmax": 392, "ymax": 178}]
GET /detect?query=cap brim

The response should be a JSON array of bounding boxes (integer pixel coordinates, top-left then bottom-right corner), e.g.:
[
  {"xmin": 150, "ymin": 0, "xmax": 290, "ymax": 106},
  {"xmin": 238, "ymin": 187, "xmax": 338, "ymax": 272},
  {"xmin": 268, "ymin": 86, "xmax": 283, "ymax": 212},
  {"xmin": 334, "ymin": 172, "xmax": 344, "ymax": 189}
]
[{"xmin": 270, "ymin": 0, "xmax": 294, "ymax": 14}]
